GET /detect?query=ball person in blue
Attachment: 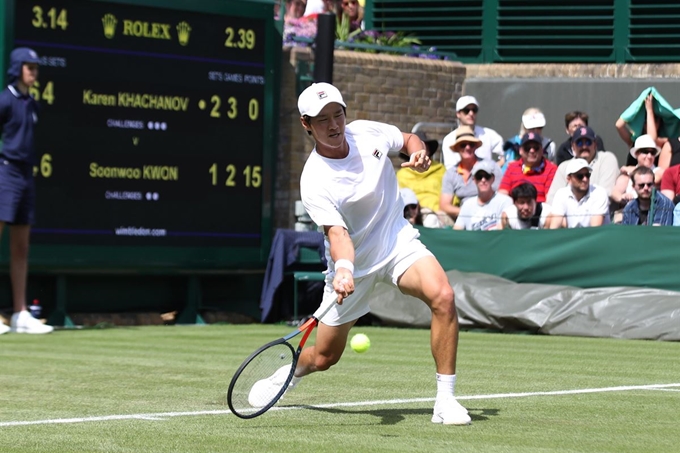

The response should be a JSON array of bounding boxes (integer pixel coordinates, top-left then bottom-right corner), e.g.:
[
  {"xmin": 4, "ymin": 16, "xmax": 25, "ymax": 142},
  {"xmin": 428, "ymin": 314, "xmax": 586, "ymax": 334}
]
[{"xmin": 0, "ymin": 48, "xmax": 52, "ymax": 334}]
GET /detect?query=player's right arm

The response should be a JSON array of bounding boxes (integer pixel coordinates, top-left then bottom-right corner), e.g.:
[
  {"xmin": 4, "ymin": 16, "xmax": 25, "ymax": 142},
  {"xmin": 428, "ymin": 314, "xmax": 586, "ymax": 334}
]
[{"xmin": 324, "ymin": 225, "xmax": 355, "ymax": 304}]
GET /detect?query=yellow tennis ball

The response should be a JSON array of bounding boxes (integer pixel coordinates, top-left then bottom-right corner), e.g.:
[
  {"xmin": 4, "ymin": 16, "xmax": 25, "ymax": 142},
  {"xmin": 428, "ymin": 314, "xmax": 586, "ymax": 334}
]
[{"xmin": 350, "ymin": 333, "xmax": 370, "ymax": 353}]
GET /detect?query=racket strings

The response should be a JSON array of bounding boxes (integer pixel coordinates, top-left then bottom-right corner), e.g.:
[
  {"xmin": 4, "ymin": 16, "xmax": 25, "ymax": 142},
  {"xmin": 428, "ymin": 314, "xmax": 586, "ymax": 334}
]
[{"xmin": 229, "ymin": 343, "xmax": 295, "ymax": 417}]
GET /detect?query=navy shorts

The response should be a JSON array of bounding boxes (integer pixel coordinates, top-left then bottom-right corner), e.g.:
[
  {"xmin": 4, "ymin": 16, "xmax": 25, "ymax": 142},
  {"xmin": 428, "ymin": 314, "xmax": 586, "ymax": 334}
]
[{"xmin": 0, "ymin": 159, "xmax": 36, "ymax": 225}]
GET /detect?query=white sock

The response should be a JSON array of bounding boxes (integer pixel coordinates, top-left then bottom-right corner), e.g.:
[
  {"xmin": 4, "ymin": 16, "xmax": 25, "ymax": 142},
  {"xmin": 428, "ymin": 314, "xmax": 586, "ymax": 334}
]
[{"xmin": 436, "ymin": 373, "xmax": 456, "ymax": 398}]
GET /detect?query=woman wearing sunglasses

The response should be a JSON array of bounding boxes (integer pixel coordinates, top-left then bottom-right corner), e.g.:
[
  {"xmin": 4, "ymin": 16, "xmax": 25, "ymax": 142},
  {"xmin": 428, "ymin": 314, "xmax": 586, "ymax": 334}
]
[{"xmin": 610, "ymin": 134, "xmax": 664, "ymax": 215}]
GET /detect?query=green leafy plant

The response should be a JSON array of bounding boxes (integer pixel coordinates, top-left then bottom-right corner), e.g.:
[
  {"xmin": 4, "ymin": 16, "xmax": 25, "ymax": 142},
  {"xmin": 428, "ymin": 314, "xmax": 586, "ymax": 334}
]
[
  {"xmin": 335, "ymin": 13, "xmax": 363, "ymax": 42},
  {"xmin": 348, "ymin": 29, "xmax": 422, "ymax": 54}
]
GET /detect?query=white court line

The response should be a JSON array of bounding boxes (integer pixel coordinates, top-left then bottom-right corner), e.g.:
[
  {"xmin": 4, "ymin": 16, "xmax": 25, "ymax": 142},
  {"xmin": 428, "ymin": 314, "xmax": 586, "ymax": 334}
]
[{"xmin": 1, "ymin": 383, "xmax": 679, "ymax": 428}]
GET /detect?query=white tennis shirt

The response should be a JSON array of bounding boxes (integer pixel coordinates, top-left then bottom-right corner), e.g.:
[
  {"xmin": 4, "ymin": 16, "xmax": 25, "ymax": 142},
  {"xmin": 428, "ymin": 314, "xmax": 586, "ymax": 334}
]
[{"xmin": 300, "ymin": 120, "xmax": 419, "ymax": 277}]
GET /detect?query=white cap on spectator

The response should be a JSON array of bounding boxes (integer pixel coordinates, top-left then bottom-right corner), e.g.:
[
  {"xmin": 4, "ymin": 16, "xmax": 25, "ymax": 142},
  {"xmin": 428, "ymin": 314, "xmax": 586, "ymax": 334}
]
[
  {"xmin": 456, "ymin": 95, "xmax": 478, "ymax": 112},
  {"xmin": 400, "ymin": 188, "xmax": 419, "ymax": 206},
  {"xmin": 522, "ymin": 112, "xmax": 546, "ymax": 129},
  {"xmin": 298, "ymin": 82, "xmax": 346, "ymax": 117},
  {"xmin": 471, "ymin": 159, "xmax": 496, "ymax": 177},
  {"xmin": 566, "ymin": 158, "xmax": 593, "ymax": 175}
]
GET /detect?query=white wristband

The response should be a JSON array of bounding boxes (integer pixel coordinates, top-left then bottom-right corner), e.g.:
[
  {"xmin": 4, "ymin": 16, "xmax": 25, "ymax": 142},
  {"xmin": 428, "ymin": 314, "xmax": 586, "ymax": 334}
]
[{"xmin": 335, "ymin": 259, "xmax": 354, "ymax": 274}]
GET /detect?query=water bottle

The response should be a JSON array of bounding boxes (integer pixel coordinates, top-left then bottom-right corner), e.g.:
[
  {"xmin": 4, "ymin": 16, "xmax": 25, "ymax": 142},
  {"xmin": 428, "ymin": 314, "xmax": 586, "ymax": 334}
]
[{"xmin": 29, "ymin": 299, "xmax": 42, "ymax": 319}]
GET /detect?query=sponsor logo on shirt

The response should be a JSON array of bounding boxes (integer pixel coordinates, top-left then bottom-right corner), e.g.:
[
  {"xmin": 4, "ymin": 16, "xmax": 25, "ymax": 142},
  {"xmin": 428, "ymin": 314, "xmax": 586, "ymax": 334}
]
[{"xmin": 372, "ymin": 149, "xmax": 382, "ymax": 159}]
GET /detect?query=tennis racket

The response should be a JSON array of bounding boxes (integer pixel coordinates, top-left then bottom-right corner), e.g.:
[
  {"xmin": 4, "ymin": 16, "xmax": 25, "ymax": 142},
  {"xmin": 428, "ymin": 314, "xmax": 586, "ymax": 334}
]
[{"xmin": 227, "ymin": 301, "xmax": 335, "ymax": 419}]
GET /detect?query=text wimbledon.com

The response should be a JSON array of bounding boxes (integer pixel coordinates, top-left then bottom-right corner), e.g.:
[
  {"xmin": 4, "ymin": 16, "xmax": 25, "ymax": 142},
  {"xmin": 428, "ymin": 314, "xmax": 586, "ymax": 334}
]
[{"xmin": 115, "ymin": 227, "xmax": 167, "ymax": 237}]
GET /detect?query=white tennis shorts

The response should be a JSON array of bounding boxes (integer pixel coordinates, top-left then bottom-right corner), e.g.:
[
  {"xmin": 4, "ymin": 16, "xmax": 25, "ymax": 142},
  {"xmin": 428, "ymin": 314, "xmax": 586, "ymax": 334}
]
[{"xmin": 313, "ymin": 237, "xmax": 433, "ymax": 326}]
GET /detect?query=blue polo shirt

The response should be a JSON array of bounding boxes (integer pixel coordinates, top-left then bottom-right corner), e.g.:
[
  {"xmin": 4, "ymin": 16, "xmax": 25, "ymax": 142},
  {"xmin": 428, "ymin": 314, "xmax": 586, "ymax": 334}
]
[{"xmin": 0, "ymin": 84, "xmax": 39, "ymax": 164}]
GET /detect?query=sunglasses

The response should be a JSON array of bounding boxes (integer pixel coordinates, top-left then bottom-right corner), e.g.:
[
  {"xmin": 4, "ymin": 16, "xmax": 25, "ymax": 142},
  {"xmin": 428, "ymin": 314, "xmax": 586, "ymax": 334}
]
[
  {"xmin": 636, "ymin": 182, "xmax": 654, "ymax": 188},
  {"xmin": 571, "ymin": 172, "xmax": 591, "ymax": 181},
  {"xmin": 522, "ymin": 144, "xmax": 542, "ymax": 152},
  {"xmin": 637, "ymin": 149, "xmax": 656, "ymax": 155},
  {"xmin": 474, "ymin": 172, "xmax": 493, "ymax": 181},
  {"xmin": 460, "ymin": 107, "xmax": 478, "ymax": 115},
  {"xmin": 575, "ymin": 138, "xmax": 593, "ymax": 147}
]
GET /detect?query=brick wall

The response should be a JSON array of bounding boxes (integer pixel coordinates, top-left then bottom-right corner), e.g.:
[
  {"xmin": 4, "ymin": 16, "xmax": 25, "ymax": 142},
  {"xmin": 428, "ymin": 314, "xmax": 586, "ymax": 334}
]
[
  {"xmin": 275, "ymin": 47, "xmax": 465, "ymax": 229},
  {"xmin": 465, "ymin": 63, "xmax": 680, "ymax": 79}
]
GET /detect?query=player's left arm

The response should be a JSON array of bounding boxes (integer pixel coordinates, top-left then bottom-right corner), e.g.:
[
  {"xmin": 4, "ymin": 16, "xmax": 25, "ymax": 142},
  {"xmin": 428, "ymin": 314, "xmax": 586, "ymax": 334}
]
[{"xmin": 324, "ymin": 225, "xmax": 355, "ymax": 304}]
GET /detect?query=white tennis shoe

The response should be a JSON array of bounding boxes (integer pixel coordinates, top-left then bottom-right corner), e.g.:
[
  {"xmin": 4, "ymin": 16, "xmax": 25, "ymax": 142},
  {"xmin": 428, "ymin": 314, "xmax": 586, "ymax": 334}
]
[
  {"xmin": 248, "ymin": 364, "xmax": 300, "ymax": 408},
  {"xmin": 0, "ymin": 322, "xmax": 10, "ymax": 335},
  {"xmin": 10, "ymin": 311, "xmax": 54, "ymax": 334},
  {"xmin": 431, "ymin": 394, "xmax": 471, "ymax": 425}
]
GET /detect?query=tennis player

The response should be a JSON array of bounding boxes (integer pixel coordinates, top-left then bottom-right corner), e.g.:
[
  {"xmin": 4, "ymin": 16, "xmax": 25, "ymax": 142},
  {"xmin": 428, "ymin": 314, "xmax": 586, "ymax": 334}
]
[{"xmin": 259, "ymin": 83, "xmax": 470, "ymax": 425}]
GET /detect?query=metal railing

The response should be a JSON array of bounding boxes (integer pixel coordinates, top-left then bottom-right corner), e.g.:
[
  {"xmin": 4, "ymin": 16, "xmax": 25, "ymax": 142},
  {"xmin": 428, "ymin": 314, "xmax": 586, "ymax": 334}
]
[{"xmin": 364, "ymin": 0, "xmax": 680, "ymax": 63}]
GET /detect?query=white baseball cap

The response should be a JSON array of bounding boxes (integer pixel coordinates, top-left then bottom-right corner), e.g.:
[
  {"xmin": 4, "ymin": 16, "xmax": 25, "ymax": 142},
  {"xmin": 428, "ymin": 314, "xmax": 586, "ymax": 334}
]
[
  {"xmin": 471, "ymin": 159, "xmax": 497, "ymax": 177},
  {"xmin": 522, "ymin": 112, "xmax": 546, "ymax": 129},
  {"xmin": 456, "ymin": 95, "xmax": 478, "ymax": 112},
  {"xmin": 298, "ymin": 82, "xmax": 346, "ymax": 117},
  {"xmin": 566, "ymin": 158, "xmax": 593, "ymax": 175},
  {"xmin": 400, "ymin": 188, "xmax": 419, "ymax": 206}
]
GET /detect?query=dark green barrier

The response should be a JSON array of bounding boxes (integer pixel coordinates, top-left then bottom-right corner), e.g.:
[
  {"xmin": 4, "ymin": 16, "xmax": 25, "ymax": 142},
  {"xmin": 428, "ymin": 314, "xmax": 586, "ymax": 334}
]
[{"xmin": 417, "ymin": 225, "xmax": 680, "ymax": 293}]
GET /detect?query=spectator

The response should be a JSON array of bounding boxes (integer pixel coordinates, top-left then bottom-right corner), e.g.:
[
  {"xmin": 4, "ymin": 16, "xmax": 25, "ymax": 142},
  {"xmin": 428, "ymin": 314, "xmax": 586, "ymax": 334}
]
[
  {"xmin": 500, "ymin": 182, "xmax": 553, "ymax": 230},
  {"xmin": 304, "ymin": 0, "xmax": 340, "ymax": 16},
  {"xmin": 441, "ymin": 96, "xmax": 503, "ymax": 170},
  {"xmin": 611, "ymin": 134, "xmax": 663, "ymax": 212},
  {"xmin": 397, "ymin": 131, "xmax": 449, "ymax": 227},
  {"xmin": 547, "ymin": 126, "xmax": 619, "ymax": 205},
  {"xmin": 498, "ymin": 132, "xmax": 557, "ymax": 203},
  {"xmin": 621, "ymin": 166, "xmax": 674, "ymax": 226},
  {"xmin": 439, "ymin": 125, "xmax": 502, "ymax": 223},
  {"xmin": 658, "ymin": 136, "xmax": 680, "ymax": 169},
  {"xmin": 341, "ymin": 0, "xmax": 363, "ymax": 30},
  {"xmin": 660, "ymin": 163, "xmax": 680, "ymax": 205},
  {"xmin": 616, "ymin": 91, "xmax": 670, "ymax": 167},
  {"xmin": 674, "ymin": 203, "xmax": 680, "ymax": 226},
  {"xmin": 453, "ymin": 160, "xmax": 512, "ymax": 231},
  {"xmin": 284, "ymin": 0, "xmax": 308, "ymax": 23},
  {"xmin": 400, "ymin": 186, "xmax": 442, "ymax": 229},
  {"xmin": 555, "ymin": 111, "xmax": 606, "ymax": 166},
  {"xmin": 400, "ymin": 187, "xmax": 422, "ymax": 226},
  {"xmin": 502, "ymin": 108, "xmax": 555, "ymax": 172},
  {"xmin": 0, "ymin": 48, "xmax": 53, "ymax": 334},
  {"xmin": 549, "ymin": 159, "xmax": 610, "ymax": 229}
]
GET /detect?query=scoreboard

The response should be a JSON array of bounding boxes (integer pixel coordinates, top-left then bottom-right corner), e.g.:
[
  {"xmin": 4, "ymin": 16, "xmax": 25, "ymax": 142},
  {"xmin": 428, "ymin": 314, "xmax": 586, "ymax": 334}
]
[{"xmin": 2, "ymin": 0, "xmax": 280, "ymax": 268}]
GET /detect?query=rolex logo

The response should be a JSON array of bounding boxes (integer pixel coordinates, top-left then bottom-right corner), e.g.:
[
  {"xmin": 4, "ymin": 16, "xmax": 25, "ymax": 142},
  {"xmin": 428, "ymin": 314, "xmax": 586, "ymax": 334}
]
[
  {"xmin": 102, "ymin": 14, "xmax": 118, "ymax": 39},
  {"xmin": 176, "ymin": 21, "xmax": 191, "ymax": 46}
]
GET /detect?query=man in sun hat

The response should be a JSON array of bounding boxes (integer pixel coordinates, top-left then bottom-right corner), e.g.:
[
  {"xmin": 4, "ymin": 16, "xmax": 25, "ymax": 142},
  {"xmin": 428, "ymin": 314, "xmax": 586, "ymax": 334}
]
[{"xmin": 439, "ymin": 125, "xmax": 502, "ymax": 223}]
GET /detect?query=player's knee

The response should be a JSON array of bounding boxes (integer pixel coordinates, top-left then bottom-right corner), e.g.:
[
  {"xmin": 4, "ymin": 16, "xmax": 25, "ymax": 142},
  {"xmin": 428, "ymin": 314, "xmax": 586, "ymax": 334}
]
[
  {"xmin": 430, "ymin": 285, "xmax": 456, "ymax": 318},
  {"xmin": 314, "ymin": 352, "xmax": 342, "ymax": 371}
]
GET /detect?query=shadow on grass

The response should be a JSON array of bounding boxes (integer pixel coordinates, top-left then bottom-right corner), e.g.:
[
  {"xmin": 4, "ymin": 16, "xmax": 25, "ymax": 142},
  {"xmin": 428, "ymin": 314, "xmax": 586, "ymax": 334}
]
[{"xmin": 298, "ymin": 406, "xmax": 498, "ymax": 425}]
